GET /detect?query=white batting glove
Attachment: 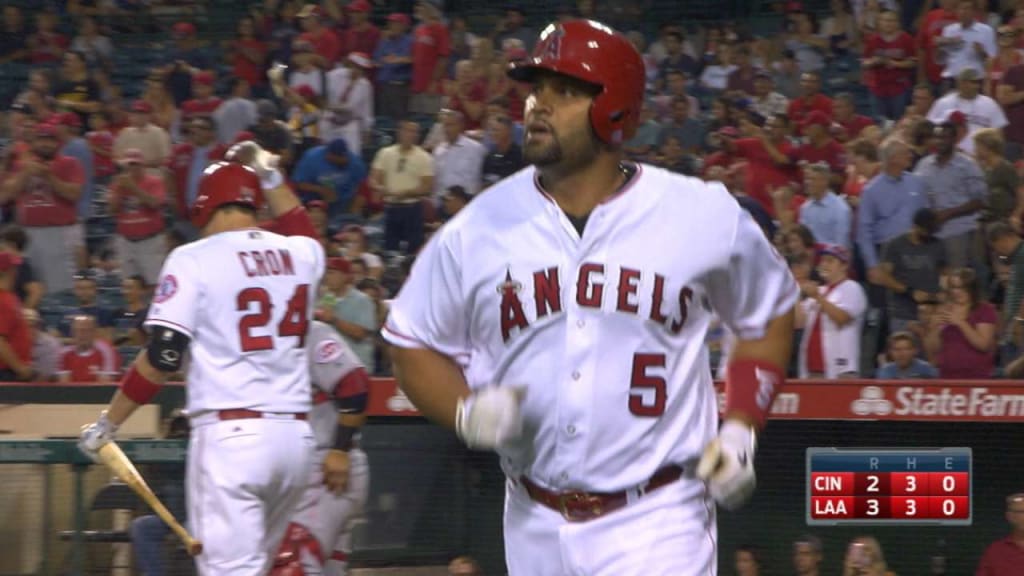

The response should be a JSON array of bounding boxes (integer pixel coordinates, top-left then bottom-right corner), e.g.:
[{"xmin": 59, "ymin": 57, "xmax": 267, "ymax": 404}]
[
  {"xmin": 455, "ymin": 387, "xmax": 524, "ymax": 450},
  {"xmin": 225, "ymin": 141, "xmax": 284, "ymax": 190},
  {"xmin": 696, "ymin": 420, "xmax": 757, "ymax": 510},
  {"xmin": 78, "ymin": 411, "xmax": 118, "ymax": 463}
]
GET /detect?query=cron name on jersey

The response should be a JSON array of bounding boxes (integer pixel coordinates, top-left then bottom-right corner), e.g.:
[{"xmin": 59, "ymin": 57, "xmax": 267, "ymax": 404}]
[
  {"xmin": 237, "ymin": 249, "xmax": 296, "ymax": 277},
  {"xmin": 498, "ymin": 263, "xmax": 694, "ymax": 341}
]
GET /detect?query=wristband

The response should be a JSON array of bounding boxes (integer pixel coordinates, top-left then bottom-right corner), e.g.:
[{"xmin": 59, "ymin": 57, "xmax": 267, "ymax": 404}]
[
  {"xmin": 724, "ymin": 359, "xmax": 785, "ymax": 429},
  {"xmin": 120, "ymin": 365, "xmax": 162, "ymax": 404},
  {"xmin": 260, "ymin": 169, "xmax": 284, "ymax": 191}
]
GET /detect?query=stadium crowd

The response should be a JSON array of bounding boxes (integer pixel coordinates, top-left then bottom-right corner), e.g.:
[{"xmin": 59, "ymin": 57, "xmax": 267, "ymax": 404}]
[{"xmin": 1, "ymin": 0, "xmax": 1024, "ymax": 383}]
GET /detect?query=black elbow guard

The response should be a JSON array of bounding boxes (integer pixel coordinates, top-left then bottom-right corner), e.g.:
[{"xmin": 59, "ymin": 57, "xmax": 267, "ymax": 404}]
[
  {"xmin": 146, "ymin": 327, "xmax": 190, "ymax": 373},
  {"xmin": 335, "ymin": 392, "xmax": 368, "ymax": 415}
]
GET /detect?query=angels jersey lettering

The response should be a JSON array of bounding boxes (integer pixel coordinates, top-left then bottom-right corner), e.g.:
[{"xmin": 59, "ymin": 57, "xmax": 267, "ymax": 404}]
[
  {"xmin": 306, "ymin": 320, "xmax": 366, "ymax": 449},
  {"xmin": 384, "ymin": 164, "xmax": 798, "ymax": 492},
  {"xmin": 146, "ymin": 228, "xmax": 325, "ymax": 415}
]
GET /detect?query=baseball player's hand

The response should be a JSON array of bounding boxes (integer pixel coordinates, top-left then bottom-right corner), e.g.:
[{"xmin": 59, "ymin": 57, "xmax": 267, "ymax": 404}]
[
  {"xmin": 455, "ymin": 387, "xmax": 525, "ymax": 450},
  {"xmin": 78, "ymin": 411, "xmax": 118, "ymax": 463},
  {"xmin": 322, "ymin": 449, "xmax": 350, "ymax": 494},
  {"xmin": 696, "ymin": 419, "xmax": 757, "ymax": 510},
  {"xmin": 225, "ymin": 140, "xmax": 284, "ymax": 190}
]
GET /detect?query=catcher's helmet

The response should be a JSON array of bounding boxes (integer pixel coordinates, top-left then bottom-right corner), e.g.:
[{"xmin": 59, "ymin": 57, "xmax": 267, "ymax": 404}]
[
  {"xmin": 507, "ymin": 19, "xmax": 645, "ymax": 145},
  {"xmin": 190, "ymin": 162, "xmax": 264, "ymax": 229}
]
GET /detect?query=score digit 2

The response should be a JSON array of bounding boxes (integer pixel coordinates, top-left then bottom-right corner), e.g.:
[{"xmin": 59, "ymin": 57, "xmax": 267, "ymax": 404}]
[{"xmin": 806, "ymin": 448, "xmax": 972, "ymax": 526}]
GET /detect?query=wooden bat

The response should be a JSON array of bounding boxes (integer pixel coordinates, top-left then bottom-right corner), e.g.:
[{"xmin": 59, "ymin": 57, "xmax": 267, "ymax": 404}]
[{"xmin": 97, "ymin": 442, "xmax": 203, "ymax": 556}]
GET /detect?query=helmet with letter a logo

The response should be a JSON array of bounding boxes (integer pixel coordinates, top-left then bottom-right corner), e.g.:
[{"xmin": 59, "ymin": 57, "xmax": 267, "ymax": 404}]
[
  {"xmin": 190, "ymin": 161, "xmax": 265, "ymax": 229},
  {"xmin": 506, "ymin": 19, "xmax": 645, "ymax": 145}
]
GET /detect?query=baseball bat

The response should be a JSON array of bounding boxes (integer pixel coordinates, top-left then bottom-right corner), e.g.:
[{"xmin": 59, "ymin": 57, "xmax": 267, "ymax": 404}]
[{"xmin": 97, "ymin": 442, "xmax": 203, "ymax": 556}]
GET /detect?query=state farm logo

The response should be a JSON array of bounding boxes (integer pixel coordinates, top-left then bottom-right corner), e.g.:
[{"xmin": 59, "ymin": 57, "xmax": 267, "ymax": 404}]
[{"xmin": 851, "ymin": 386, "xmax": 893, "ymax": 416}]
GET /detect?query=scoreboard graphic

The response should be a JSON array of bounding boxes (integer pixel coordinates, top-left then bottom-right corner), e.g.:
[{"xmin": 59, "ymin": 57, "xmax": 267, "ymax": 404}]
[{"xmin": 806, "ymin": 447, "xmax": 972, "ymax": 525}]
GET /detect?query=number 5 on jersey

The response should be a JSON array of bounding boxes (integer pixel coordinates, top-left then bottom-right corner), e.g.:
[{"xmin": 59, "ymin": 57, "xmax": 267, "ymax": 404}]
[
  {"xmin": 237, "ymin": 284, "xmax": 311, "ymax": 352},
  {"xmin": 630, "ymin": 353, "xmax": 667, "ymax": 417}
]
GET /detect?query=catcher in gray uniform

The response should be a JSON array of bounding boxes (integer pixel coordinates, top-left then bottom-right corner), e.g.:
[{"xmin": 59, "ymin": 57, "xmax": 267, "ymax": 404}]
[{"xmin": 271, "ymin": 320, "xmax": 371, "ymax": 576}]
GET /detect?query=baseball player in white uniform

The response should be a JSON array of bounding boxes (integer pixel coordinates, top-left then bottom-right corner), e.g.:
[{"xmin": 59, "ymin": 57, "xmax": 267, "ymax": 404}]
[
  {"xmin": 383, "ymin": 20, "xmax": 798, "ymax": 576},
  {"xmin": 272, "ymin": 319, "xmax": 371, "ymax": 576},
  {"xmin": 79, "ymin": 145, "xmax": 333, "ymax": 575}
]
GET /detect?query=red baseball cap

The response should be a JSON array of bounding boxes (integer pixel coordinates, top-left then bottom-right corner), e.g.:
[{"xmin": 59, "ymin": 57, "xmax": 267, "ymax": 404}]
[
  {"xmin": 295, "ymin": 84, "xmax": 317, "ymax": 100},
  {"xmin": 173, "ymin": 22, "xmax": 196, "ymax": 37},
  {"xmin": 131, "ymin": 100, "xmax": 153, "ymax": 113},
  {"xmin": 326, "ymin": 257, "xmax": 351, "ymax": 273},
  {"xmin": 35, "ymin": 123, "xmax": 59, "ymax": 138},
  {"xmin": 387, "ymin": 13, "xmax": 411, "ymax": 25},
  {"xmin": 348, "ymin": 0, "xmax": 372, "ymax": 12},
  {"xmin": 802, "ymin": 110, "xmax": 832, "ymax": 129},
  {"xmin": 348, "ymin": 52, "xmax": 374, "ymax": 69},
  {"xmin": 818, "ymin": 243, "xmax": 850, "ymax": 263},
  {"xmin": 0, "ymin": 251, "xmax": 22, "ymax": 272},
  {"xmin": 58, "ymin": 112, "xmax": 82, "ymax": 128},
  {"xmin": 941, "ymin": 110, "xmax": 967, "ymax": 126},
  {"xmin": 193, "ymin": 71, "xmax": 215, "ymax": 85}
]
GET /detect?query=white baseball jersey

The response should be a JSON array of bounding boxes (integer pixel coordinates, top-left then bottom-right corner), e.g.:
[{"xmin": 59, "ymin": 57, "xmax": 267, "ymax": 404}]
[
  {"xmin": 306, "ymin": 320, "xmax": 366, "ymax": 449},
  {"xmin": 146, "ymin": 228, "xmax": 325, "ymax": 415},
  {"xmin": 383, "ymin": 164, "xmax": 798, "ymax": 492}
]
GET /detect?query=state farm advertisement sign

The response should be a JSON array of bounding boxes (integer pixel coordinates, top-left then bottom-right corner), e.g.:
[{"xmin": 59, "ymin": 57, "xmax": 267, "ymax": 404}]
[{"xmin": 367, "ymin": 378, "xmax": 1024, "ymax": 422}]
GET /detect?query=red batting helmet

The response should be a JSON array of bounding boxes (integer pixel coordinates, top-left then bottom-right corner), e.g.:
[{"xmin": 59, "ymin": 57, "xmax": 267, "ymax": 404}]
[
  {"xmin": 190, "ymin": 162, "xmax": 264, "ymax": 229},
  {"xmin": 507, "ymin": 19, "xmax": 645, "ymax": 144}
]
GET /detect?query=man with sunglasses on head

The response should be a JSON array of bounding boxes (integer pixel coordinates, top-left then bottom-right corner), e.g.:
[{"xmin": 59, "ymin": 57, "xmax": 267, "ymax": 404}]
[{"xmin": 369, "ymin": 119, "xmax": 433, "ymax": 253}]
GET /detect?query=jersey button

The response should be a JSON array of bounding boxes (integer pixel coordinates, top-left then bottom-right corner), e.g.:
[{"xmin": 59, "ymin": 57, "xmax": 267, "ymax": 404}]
[
  {"xmin": 559, "ymin": 472, "xmax": 569, "ymax": 481},
  {"xmin": 576, "ymin": 319, "xmax": 585, "ymax": 328},
  {"xmin": 566, "ymin": 425, "xmax": 576, "ymax": 435},
  {"xmin": 571, "ymin": 371, "xmax": 581, "ymax": 380}
]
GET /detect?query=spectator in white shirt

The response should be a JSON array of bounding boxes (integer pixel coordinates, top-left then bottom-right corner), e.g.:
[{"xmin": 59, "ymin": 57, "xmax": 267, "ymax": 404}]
[
  {"xmin": 796, "ymin": 244, "xmax": 868, "ymax": 378},
  {"xmin": 432, "ymin": 109, "xmax": 487, "ymax": 199},
  {"xmin": 750, "ymin": 70, "xmax": 790, "ymax": 118},
  {"xmin": 927, "ymin": 68, "xmax": 1008, "ymax": 155},
  {"xmin": 937, "ymin": 0, "xmax": 996, "ymax": 83},
  {"xmin": 323, "ymin": 52, "xmax": 375, "ymax": 155},
  {"xmin": 213, "ymin": 78, "xmax": 258, "ymax": 145}
]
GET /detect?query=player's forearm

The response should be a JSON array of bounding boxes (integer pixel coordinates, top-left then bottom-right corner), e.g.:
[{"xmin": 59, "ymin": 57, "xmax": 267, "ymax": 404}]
[
  {"xmin": 106, "ymin": 353, "xmax": 168, "ymax": 425},
  {"xmin": 264, "ymin": 181, "xmax": 303, "ymax": 217},
  {"xmin": 726, "ymin": 308, "xmax": 795, "ymax": 429},
  {"xmin": 390, "ymin": 346, "xmax": 470, "ymax": 431}
]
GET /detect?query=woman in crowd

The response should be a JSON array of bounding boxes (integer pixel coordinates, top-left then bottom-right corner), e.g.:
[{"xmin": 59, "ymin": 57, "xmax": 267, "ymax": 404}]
[
  {"xmin": 924, "ymin": 268, "xmax": 998, "ymax": 378},
  {"xmin": 986, "ymin": 25, "xmax": 1024, "ymax": 96},
  {"xmin": 224, "ymin": 16, "xmax": 268, "ymax": 94},
  {"xmin": 973, "ymin": 128, "xmax": 1021, "ymax": 226},
  {"xmin": 842, "ymin": 536, "xmax": 897, "ymax": 576}
]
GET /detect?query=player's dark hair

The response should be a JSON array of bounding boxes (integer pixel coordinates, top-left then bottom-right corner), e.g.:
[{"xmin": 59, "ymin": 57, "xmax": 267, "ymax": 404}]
[
  {"xmin": 887, "ymin": 331, "xmax": 916, "ymax": 347},
  {"xmin": 789, "ymin": 224, "xmax": 816, "ymax": 249},
  {"xmin": 950, "ymin": 267, "xmax": 981, "ymax": 307},
  {"xmin": 735, "ymin": 544, "xmax": 764, "ymax": 566},
  {"xmin": 0, "ymin": 224, "xmax": 28, "ymax": 252},
  {"xmin": 127, "ymin": 274, "xmax": 150, "ymax": 291},
  {"xmin": 850, "ymin": 139, "xmax": 878, "ymax": 162},
  {"xmin": 664, "ymin": 30, "xmax": 683, "ymax": 43}
]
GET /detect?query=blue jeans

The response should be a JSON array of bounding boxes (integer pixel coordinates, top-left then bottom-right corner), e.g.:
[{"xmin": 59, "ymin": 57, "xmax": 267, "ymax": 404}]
[
  {"xmin": 131, "ymin": 515, "xmax": 170, "ymax": 576},
  {"xmin": 871, "ymin": 92, "xmax": 908, "ymax": 122}
]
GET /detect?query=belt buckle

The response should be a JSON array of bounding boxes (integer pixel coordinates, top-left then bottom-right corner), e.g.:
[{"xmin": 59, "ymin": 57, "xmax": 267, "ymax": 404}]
[{"xmin": 557, "ymin": 491, "xmax": 602, "ymax": 522}]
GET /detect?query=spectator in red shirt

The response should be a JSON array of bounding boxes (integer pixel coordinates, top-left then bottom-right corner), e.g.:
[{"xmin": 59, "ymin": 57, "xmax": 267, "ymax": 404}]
[
  {"xmin": 918, "ymin": 0, "xmax": 959, "ymax": 92},
  {"xmin": 0, "ymin": 123, "xmax": 85, "ymax": 294},
  {"xmin": 410, "ymin": 0, "xmax": 451, "ymax": 115},
  {"xmin": 924, "ymin": 267, "xmax": 997, "ymax": 378},
  {"xmin": 181, "ymin": 71, "xmax": 223, "ymax": 119},
  {"xmin": 727, "ymin": 114, "xmax": 798, "ymax": 216},
  {"xmin": 58, "ymin": 314, "xmax": 120, "ymax": 384},
  {"xmin": 445, "ymin": 60, "xmax": 488, "ymax": 130},
  {"xmin": 341, "ymin": 0, "xmax": 381, "ymax": 63},
  {"xmin": 225, "ymin": 17, "xmax": 268, "ymax": 90},
  {"xmin": 862, "ymin": 10, "xmax": 916, "ymax": 121},
  {"xmin": 975, "ymin": 493, "xmax": 1024, "ymax": 576},
  {"xmin": 108, "ymin": 149, "xmax": 167, "ymax": 285},
  {"xmin": 298, "ymin": 4, "xmax": 341, "ymax": 68},
  {"xmin": 986, "ymin": 25, "xmax": 1024, "ymax": 97},
  {"xmin": 833, "ymin": 93, "xmax": 875, "ymax": 143},
  {"xmin": 0, "ymin": 251, "xmax": 33, "ymax": 382},
  {"xmin": 795, "ymin": 111, "xmax": 848, "ymax": 188},
  {"xmin": 726, "ymin": 44, "xmax": 759, "ymax": 95},
  {"xmin": 26, "ymin": 10, "xmax": 68, "ymax": 65},
  {"xmin": 86, "ymin": 111, "xmax": 116, "ymax": 182},
  {"xmin": 787, "ymin": 72, "xmax": 834, "ymax": 134}
]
